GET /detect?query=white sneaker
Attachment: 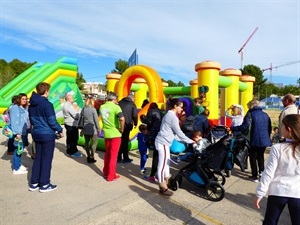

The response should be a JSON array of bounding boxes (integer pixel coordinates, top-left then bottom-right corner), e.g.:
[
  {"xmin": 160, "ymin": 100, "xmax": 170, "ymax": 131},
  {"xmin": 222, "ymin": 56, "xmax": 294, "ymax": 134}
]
[
  {"xmin": 13, "ymin": 168, "xmax": 28, "ymax": 175},
  {"xmin": 20, "ymin": 165, "xmax": 28, "ymax": 171}
]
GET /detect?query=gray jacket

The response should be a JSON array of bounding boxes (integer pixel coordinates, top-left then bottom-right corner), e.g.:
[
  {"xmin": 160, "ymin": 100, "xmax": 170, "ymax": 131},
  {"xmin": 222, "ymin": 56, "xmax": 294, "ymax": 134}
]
[
  {"xmin": 62, "ymin": 102, "xmax": 81, "ymax": 126},
  {"xmin": 155, "ymin": 110, "xmax": 194, "ymax": 147},
  {"xmin": 81, "ymin": 106, "xmax": 101, "ymax": 135}
]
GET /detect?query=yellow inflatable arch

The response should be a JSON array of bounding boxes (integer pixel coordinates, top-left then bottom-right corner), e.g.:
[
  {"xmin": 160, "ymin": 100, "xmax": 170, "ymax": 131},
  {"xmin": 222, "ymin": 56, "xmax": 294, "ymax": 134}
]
[{"xmin": 116, "ymin": 65, "xmax": 164, "ymax": 103}]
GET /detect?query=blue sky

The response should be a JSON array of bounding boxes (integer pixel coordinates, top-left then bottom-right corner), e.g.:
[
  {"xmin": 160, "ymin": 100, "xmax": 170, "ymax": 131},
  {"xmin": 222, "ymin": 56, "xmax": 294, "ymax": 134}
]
[{"xmin": 0, "ymin": 0, "xmax": 299, "ymax": 86}]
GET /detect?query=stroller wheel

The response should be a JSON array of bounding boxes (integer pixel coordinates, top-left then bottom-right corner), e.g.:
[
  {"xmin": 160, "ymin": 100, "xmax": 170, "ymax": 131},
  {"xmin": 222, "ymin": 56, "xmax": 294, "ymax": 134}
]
[
  {"xmin": 213, "ymin": 172, "xmax": 226, "ymax": 185},
  {"xmin": 170, "ymin": 179, "xmax": 180, "ymax": 191},
  {"xmin": 205, "ymin": 181, "xmax": 225, "ymax": 202}
]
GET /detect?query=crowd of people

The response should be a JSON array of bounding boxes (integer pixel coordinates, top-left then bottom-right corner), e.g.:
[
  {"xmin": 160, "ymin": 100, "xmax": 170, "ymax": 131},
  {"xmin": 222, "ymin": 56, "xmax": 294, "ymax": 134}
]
[{"xmin": 2, "ymin": 85, "xmax": 299, "ymax": 224}]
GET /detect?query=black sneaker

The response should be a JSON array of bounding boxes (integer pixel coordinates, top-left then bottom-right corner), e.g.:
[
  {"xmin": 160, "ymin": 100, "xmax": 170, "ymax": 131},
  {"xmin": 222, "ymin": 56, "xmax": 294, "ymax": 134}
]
[
  {"xmin": 123, "ymin": 158, "xmax": 133, "ymax": 163},
  {"xmin": 39, "ymin": 183, "xmax": 57, "ymax": 193},
  {"xmin": 248, "ymin": 176, "xmax": 259, "ymax": 183}
]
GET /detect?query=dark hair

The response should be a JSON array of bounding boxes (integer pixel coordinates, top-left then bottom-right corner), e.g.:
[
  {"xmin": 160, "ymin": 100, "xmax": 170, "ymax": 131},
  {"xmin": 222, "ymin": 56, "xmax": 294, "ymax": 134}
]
[
  {"xmin": 202, "ymin": 109, "xmax": 210, "ymax": 117},
  {"xmin": 169, "ymin": 98, "xmax": 182, "ymax": 109},
  {"xmin": 14, "ymin": 95, "xmax": 21, "ymax": 106},
  {"xmin": 36, "ymin": 82, "xmax": 51, "ymax": 95},
  {"xmin": 149, "ymin": 102, "xmax": 158, "ymax": 110},
  {"xmin": 11, "ymin": 95, "xmax": 19, "ymax": 104},
  {"xmin": 194, "ymin": 97, "xmax": 203, "ymax": 104},
  {"xmin": 18, "ymin": 93, "xmax": 27, "ymax": 97},
  {"xmin": 139, "ymin": 124, "xmax": 147, "ymax": 132},
  {"xmin": 273, "ymin": 126, "xmax": 279, "ymax": 131},
  {"xmin": 192, "ymin": 130, "xmax": 202, "ymax": 138},
  {"xmin": 18, "ymin": 93, "xmax": 28, "ymax": 107},
  {"xmin": 141, "ymin": 99, "xmax": 149, "ymax": 108},
  {"xmin": 282, "ymin": 114, "xmax": 300, "ymax": 158}
]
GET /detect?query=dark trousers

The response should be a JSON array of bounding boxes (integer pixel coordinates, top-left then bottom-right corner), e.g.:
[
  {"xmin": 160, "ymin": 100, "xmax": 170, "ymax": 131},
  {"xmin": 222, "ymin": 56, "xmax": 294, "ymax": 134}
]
[
  {"xmin": 64, "ymin": 125, "xmax": 79, "ymax": 155},
  {"xmin": 249, "ymin": 147, "xmax": 265, "ymax": 177},
  {"xmin": 118, "ymin": 124, "xmax": 131, "ymax": 161},
  {"xmin": 149, "ymin": 149, "xmax": 158, "ymax": 177},
  {"xmin": 7, "ymin": 137, "xmax": 14, "ymax": 153},
  {"xmin": 263, "ymin": 195, "xmax": 300, "ymax": 225},
  {"xmin": 30, "ymin": 140, "xmax": 55, "ymax": 186}
]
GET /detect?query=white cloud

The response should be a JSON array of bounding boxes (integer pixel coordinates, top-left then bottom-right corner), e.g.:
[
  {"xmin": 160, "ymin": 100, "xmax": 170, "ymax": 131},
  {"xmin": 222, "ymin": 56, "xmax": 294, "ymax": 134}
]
[{"xmin": 0, "ymin": 0, "xmax": 299, "ymax": 84}]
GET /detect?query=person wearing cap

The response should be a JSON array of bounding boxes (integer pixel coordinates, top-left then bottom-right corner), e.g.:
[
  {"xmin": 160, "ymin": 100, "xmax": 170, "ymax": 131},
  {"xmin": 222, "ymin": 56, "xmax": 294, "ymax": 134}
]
[
  {"xmin": 117, "ymin": 93, "xmax": 138, "ymax": 163},
  {"xmin": 62, "ymin": 92, "xmax": 82, "ymax": 157},
  {"xmin": 99, "ymin": 92, "xmax": 125, "ymax": 182}
]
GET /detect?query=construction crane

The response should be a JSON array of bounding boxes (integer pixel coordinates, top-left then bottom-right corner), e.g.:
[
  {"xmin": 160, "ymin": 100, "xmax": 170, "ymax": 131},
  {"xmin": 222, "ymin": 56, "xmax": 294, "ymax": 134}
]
[
  {"xmin": 262, "ymin": 60, "xmax": 300, "ymax": 82},
  {"xmin": 238, "ymin": 27, "xmax": 259, "ymax": 69}
]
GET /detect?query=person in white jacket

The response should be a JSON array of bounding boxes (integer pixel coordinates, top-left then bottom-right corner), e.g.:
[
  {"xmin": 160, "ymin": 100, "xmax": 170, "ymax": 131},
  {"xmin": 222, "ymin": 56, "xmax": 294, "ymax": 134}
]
[
  {"xmin": 254, "ymin": 114, "xmax": 300, "ymax": 225},
  {"xmin": 225, "ymin": 104, "xmax": 244, "ymax": 127}
]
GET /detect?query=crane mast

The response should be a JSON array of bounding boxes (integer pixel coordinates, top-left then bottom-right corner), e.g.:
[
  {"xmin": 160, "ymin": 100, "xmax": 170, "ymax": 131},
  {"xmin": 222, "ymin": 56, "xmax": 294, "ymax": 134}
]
[
  {"xmin": 262, "ymin": 60, "xmax": 300, "ymax": 82},
  {"xmin": 238, "ymin": 27, "xmax": 258, "ymax": 69}
]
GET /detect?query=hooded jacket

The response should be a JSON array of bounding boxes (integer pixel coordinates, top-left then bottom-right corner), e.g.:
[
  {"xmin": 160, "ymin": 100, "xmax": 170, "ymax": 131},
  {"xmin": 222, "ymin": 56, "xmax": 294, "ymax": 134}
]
[
  {"xmin": 28, "ymin": 92, "xmax": 63, "ymax": 141},
  {"xmin": 118, "ymin": 97, "xmax": 138, "ymax": 126}
]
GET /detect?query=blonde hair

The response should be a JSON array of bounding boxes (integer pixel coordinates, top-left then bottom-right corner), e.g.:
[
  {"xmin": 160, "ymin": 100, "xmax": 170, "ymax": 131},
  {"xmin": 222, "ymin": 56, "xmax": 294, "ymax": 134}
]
[
  {"xmin": 247, "ymin": 98, "xmax": 259, "ymax": 109},
  {"xmin": 232, "ymin": 106, "xmax": 242, "ymax": 116},
  {"xmin": 85, "ymin": 97, "xmax": 95, "ymax": 108}
]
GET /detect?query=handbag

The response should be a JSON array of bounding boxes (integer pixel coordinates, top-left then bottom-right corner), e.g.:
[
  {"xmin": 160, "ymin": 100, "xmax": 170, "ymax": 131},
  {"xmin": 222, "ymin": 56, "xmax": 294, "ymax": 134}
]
[
  {"xmin": 77, "ymin": 108, "xmax": 84, "ymax": 129},
  {"xmin": 14, "ymin": 138, "xmax": 24, "ymax": 155},
  {"xmin": 2, "ymin": 124, "xmax": 13, "ymax": 138}
]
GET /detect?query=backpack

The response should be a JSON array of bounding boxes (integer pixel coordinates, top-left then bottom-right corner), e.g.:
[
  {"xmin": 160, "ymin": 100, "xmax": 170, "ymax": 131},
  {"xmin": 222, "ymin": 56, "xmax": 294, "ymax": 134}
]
[
  {"xmin": 1, "ymin": 109, "xmax": 9, "ymax": 124},
  {"xmin": 181, "ymin": 115, "xmax": 196, "ymax": 133}
]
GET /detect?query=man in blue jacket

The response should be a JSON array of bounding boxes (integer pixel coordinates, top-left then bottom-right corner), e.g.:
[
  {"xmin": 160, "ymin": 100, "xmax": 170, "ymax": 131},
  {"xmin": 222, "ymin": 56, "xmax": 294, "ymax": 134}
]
[{"xmin": 28, "ymin": 82, "xmax": 63, "ymax": 193}]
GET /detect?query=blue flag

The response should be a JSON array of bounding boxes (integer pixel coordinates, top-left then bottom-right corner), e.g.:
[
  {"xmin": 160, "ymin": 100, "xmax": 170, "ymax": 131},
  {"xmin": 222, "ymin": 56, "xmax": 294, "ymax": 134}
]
[{"xmin": 128, "ymin": 49, "xmax": 138, "ymax": 67}]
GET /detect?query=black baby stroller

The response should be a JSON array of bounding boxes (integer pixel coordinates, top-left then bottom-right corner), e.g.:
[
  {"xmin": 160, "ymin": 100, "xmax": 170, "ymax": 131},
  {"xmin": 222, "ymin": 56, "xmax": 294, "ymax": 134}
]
[
  {"xmin": 207, "ymin": 125, "xmax": 249, "ymax": 177},
  {"xmin": 169, "ymin": 134, "xmax": 231, "ymax": 202},
  {"xmin": 231, "ymin": 134, "xmax": 250, "ymax": 172},
  {"xmin": 207, "ymin": 125, "xmax": 228, "ymax": 143},
  {"xmin": 206, "ymin": 126, "xmax": 234, "ymax": 177}
]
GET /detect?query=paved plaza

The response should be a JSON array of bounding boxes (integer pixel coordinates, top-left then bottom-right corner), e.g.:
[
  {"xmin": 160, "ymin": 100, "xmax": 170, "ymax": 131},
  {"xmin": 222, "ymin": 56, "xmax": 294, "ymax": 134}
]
[{"xmin": 0, "ymin": 128, "xmax": 291, "ymax": 225}]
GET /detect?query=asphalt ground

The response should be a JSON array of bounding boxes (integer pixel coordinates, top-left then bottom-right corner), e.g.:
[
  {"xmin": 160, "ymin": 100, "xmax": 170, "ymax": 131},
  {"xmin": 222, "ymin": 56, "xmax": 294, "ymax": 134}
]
[{"xmin": 0, "ymin": 128, "xmax": 291, "ymax": 225}]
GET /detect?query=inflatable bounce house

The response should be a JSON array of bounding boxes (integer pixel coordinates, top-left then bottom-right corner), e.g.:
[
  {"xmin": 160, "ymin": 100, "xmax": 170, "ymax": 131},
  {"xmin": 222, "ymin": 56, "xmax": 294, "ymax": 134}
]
[
  {"xmin": 0, "ymin": 58, "xmax": 255, "ymax": 152},
  {"xmin": 97, "ymin": 61, "xmax": 255, "ymax": 151},
  {"xmin": 0, "ymin": 57, "xmax": 84, "ymax": 126}
]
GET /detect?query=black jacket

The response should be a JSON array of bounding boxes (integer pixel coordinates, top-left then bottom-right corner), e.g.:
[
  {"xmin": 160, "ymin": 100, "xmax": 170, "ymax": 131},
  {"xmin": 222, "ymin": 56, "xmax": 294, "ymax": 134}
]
[{"xmin": 118, "ymin": 97, "xmax": 138, "ymax": 126}]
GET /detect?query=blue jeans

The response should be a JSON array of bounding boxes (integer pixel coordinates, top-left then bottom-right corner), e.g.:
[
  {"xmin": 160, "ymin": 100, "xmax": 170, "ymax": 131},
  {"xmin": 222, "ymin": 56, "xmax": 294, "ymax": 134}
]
[
  {"xmin": 12, "ymin": 148, "xmax": 22, "ymax": 170},
  {"xmin": 12, "ymin": 134, "xmax": 26, "ymax": 170},
  {"xmin": 263, "ymin": 195, "xmax": 300, "ymax": 225},
  {"xmin": 139, "ymin": 148, "xmax": 148, "ymax": 170}
]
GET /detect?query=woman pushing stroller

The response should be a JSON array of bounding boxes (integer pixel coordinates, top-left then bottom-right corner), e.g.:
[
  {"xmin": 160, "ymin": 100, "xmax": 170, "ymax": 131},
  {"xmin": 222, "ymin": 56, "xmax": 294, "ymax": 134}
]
[{"xmin": 155, "ymin": 98, "xmax": 194, "ymax": 196}]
